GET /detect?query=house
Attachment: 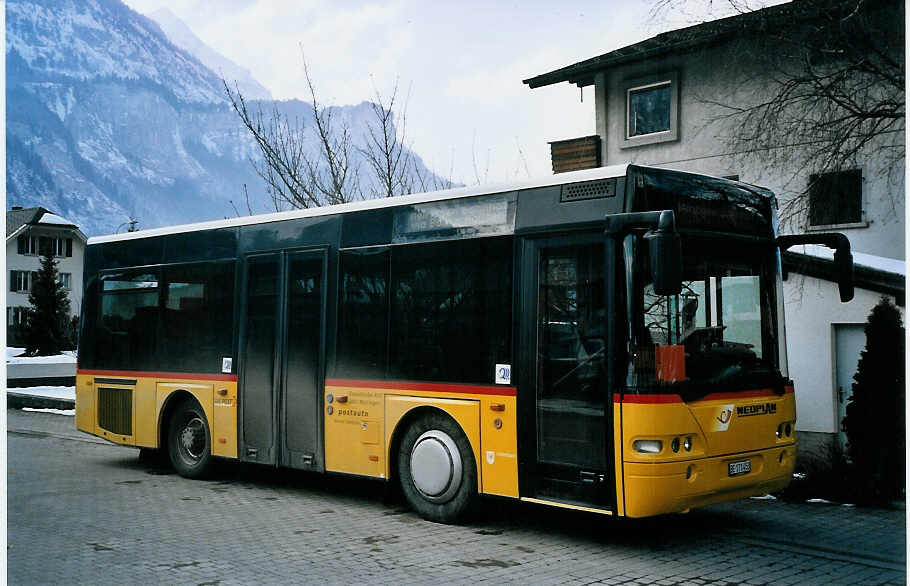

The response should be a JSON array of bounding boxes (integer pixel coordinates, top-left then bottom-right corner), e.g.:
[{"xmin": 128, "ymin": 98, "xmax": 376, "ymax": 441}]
[
  {"xmin": 6, "ymin": 206, "xmax": 87, "ymax": 345},
  {"xmin": 523, "ymin": 0, "xmax": 904, "ymax": 462}
]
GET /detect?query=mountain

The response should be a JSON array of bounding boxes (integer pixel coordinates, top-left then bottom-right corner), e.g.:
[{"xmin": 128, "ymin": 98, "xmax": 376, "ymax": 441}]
[
  {"xmin": 147, "ymin": 7, "xmax": 272, "ymax": 101},
  {"xmin": 6, "ymin": 0, "xmax": 447, "ymax": 236}
]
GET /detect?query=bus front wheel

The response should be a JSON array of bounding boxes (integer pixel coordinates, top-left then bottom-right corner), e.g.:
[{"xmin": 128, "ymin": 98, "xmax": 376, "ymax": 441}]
[
  {"xmin": 398, "ymin": 412, "xmax": 477, "ymax": 524},
  {"xmin": 167, "ymin": 398, "xmax": 214, "ymax": 479}
]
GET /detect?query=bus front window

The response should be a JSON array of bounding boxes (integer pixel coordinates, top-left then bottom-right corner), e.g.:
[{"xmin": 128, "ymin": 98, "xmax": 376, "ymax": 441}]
[{"xmin": 626, "ymin": 236, "xmax": 782, "ymax": 396}]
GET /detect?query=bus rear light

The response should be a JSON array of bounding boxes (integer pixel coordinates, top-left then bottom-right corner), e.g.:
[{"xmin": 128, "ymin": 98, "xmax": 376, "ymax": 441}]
[
  {"xmin": 776, "ymin": 424, "xmax": 782, "ymax": 439},
  {"xmin": 490, "ymin": 403, "xmax": 505, "ymax": 412},
  {"xmin": 683, "ymin": 437, "xmax": 692, "ymax": 451},
  {"xmin": 633, "ymin": 440, "xmax": 662, "ymax": 454},
  {"xmin": 785, "ymin": 423, "xmax": 792, "ymax": 437},
  {"xmin": 671, "ymin": 438, "xmax": 680, "ymax": 453}
]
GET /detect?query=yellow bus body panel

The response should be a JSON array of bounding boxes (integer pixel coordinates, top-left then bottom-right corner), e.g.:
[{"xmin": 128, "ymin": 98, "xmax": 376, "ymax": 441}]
[
  {"xmin": 323, "ymin": 382, "xmax": 517, "ymax": 497},
  {"xmin": 75, "ymin": 373, "xmax": 238, "ymax": 459},
  {"xmin": 612, "ymin": 407, "xmax": 625, "ymax": 516},
  {"xmin": 477, "ymin": 395, "xmax": 518, "ymax": 498},
  {"xmin": 75, "ymin": 373, "xmax": 95, "ymax": 435},
  {"xmin": 620, "ymin": 391, "xmax": 797, "ymax": 517},
  {"xmin": 384, "ymin": 396, "xmax": 481, "ymax": 490}
]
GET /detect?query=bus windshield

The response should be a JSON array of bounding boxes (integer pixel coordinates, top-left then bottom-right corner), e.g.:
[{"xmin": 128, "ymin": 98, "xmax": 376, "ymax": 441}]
[{"xmin": 625, "ymin": 235, "xmax": 783, "ymax": 398}]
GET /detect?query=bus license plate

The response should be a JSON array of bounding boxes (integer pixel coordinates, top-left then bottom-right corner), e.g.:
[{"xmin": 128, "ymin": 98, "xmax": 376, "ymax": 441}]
[{"xmin": 728, "ymin": 460, "xmax": 751, "ymax": 477}]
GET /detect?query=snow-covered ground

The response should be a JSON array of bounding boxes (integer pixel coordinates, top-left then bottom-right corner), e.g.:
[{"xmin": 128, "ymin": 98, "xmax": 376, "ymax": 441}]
[
  {"xmin": 7, "ymin": 347, "xmax": 77, "ymax": 416},
  {"xmin": 7, "ymin": 347, "xmax": 77, "ymax": 365},
  {"xmin": 8, "ymin": 385, "xmax": 76, "ymax": 400},
  {"xmin": 22, "ymin": 407, "xmax": 75, "ymax": 416}
]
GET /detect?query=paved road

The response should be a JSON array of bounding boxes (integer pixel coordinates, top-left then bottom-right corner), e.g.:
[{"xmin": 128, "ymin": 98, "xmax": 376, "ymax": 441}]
[{"xmin": 7, "ymin": 409, "xmax": 906, "ymax": 585}]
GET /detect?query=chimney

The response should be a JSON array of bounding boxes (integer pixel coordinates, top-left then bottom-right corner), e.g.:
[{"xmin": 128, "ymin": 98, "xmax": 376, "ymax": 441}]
[{"xmin": 11, "ymin": 206, "xmax": 22, "ymax": 210}]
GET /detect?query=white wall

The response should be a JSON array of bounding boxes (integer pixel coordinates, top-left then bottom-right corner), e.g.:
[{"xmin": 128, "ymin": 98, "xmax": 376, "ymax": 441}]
[
  {"xmin": 783, "ymin": 275, "xmax": 903, "ymax": 433},
  {"xmin": 592, "ymin": 40, "xmax": 905, "ymax": 261},
  {"xmin": 6, "ymin": 229, "xmax": 86, "ymax": 318}
]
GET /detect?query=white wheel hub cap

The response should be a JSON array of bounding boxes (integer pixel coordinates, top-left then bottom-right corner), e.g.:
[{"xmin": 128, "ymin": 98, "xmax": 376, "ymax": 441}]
[{"xmin": 410, "ymin": 430, "xmax": 463, "ymax": 503}]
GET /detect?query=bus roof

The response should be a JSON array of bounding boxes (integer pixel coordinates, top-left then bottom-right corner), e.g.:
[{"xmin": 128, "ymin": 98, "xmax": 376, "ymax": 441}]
[{"xmin": 89, "ymin": 163, "xmax": 633, "ymax": 245}]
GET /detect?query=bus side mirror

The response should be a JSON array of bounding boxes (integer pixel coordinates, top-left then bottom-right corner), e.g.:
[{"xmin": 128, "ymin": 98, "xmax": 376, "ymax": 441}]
[
  {"xmin": 645, "ymin": 211, "xmax": 682, "ymax": 296},
  {"xmin": 776, "ymin": 233, "xmax": 854, "ymax": 302}
]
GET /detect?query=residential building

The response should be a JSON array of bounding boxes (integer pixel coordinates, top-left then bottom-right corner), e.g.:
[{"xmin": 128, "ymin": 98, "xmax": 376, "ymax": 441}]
[
  {"xmin": 524, "ymin": 0, "xmax": 904, "ymax": 462},
  {"xmin": 6, "ymin": 206, "xmax": 87, "ymax": 345}
]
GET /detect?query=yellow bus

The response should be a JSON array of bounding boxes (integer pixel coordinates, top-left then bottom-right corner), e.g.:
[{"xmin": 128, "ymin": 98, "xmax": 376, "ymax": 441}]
[{"xmin": 75, "ymin": 164, "xmax": 853, "ymax": 523}]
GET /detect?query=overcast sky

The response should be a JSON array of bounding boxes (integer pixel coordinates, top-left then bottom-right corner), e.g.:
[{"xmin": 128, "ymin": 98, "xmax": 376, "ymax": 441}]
[{"xmin": 122, "ymin": 0, "xmax": 761, "ymax": 186}]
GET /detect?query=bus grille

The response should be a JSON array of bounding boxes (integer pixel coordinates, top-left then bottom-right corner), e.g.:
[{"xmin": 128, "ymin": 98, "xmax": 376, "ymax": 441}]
[
  {"xmin": 561, "ymin": 178, "xmax": 616, "ymax": 202},
  {"xmin": 98, "ymin": 387, "xmax": 132, "ymax": 436}
]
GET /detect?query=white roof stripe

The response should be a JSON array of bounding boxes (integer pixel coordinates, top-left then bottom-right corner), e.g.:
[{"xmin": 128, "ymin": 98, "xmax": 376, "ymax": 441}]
[{"xmin": 87, "ymin": 164, "xmax": 631, "ymax": 245}]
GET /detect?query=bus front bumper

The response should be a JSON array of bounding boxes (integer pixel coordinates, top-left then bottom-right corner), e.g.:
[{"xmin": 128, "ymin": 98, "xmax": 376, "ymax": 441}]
[{"xmin": 622, "ymin": 444, "xmax": 796, "ymax": 518}]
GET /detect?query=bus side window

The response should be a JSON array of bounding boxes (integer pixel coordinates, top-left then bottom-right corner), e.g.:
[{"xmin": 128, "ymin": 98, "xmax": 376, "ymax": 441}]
[{"xmin": 337, "ymin": 248, "xmax": 390, "ymax": 379}]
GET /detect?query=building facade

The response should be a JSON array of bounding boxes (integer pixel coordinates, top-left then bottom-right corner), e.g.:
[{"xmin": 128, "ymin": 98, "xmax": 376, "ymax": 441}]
[
  {"xmin": 524, "ymin": 0, "xmax": 905, "ymax": 461},
  {"xmin": 6, "ymin": 206, "xmax": 87, "ymax": 345}
]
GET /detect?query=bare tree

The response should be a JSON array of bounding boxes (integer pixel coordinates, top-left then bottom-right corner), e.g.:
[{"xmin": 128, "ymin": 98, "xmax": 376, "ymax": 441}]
[
  {"xmin": 359, "ymin": 79, "xmax": 414, "ymax": 197},
  {"xmin": 224, "ymin": 56, "xmax": 359, "ymax": 210},
  {"xmin": 653, "ymin": 0, "xmax": 904, "ymax": 227},
  {"xmin": 226, "ymin": 57, "xmax": 458, "ymax": 209}
]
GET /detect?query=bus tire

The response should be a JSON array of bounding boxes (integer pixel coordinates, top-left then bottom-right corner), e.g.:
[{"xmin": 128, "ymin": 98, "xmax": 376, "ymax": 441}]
[
  {"xmin": 167, "ymin": 398, "xmax": 214, "ymax": 479},
  {"xmin": 397, "ymin": 412, "xmax": 477, "ymax": 524}
]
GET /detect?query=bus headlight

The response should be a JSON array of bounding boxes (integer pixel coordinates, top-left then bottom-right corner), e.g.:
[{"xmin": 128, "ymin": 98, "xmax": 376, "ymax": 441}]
[{"xmin": 633, "ymin": 440, "xmax": 662, "ymax": 454}]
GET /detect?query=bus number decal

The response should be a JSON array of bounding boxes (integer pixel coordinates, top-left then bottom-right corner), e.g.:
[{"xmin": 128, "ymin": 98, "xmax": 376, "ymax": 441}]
[{"xmin": 495, "ymin": 364, "xmax": 511, "ymax": 385}]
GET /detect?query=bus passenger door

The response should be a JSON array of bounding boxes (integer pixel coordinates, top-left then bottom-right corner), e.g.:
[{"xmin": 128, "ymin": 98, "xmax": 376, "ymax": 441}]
[
  {"xmin": 519, "ymin": 234, "xmax": 613, "ymax": 509},
  {"xmin": 239, "ymin": 249, "xmax": 327, "ymax": 471},
  {"xmin": 280, "ymin": 250, "xmax": 327, "ymax": 470}
]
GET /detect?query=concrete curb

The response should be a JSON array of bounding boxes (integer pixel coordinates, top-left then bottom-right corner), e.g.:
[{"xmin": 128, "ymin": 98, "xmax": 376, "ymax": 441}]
[{"xmin": 7, "ymin": 393, "xmax": 75, "ymax": 410}]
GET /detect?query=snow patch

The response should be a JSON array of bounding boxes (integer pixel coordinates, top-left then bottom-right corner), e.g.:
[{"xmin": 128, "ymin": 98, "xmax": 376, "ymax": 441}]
[
  {"xmin": 7, "ymin": 351, "xmax": 77, "ymax": 365},
  {"xmin": 23, "ymin": 407, "xmax": 75, "ymax": 416},
  {"xmin": 794, "ymin": 244, "xmax": 905, "ymax": 276},
  {"xmin": 39, "ymin": 212, "xmax": 75, "ymax": 225},
  {"xmin": 8, "ymin": 386, "xmax": 76, "ymax": 400}
]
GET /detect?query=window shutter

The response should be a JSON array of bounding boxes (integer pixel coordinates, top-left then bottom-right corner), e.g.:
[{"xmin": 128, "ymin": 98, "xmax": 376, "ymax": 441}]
[
  {"xmin": 17, "ymin": 235, "xmax": 25, "ymax": 254},
  {"xmin": 66, "ymin": 238, "xmax": 73, "ymax": 257},
  {"xmin": 10, "ymin": 271, "xmax": 15, "ymax": 292}
]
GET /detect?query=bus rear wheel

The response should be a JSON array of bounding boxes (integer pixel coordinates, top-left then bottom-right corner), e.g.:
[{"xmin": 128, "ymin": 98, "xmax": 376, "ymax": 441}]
[
  {"xmin": 397, "ymin": 412, "xmax": 477, "ymax": 524},
  {"xmin": 167, "ymin": 398, "xmax": 214, "ymax": 479}
]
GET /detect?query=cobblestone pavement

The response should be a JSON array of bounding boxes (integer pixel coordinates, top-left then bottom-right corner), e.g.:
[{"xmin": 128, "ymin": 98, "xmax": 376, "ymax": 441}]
[{"xmin": 7, "ymin": 410, "xmax": 906, "ymax": 585}]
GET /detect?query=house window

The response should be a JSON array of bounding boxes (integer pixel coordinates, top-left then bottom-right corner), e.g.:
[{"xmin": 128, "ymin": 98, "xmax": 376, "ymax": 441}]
[
  {"xmin": 623, "ymin": 72, "xmax": 679, "ymax": 148},
  {"xmin": 58, "ymin": 273, "xmax": 72, "ymax": 290},
  {"xmin": 38, "ymin": 236, "xmax": 66, "ymax": 257},
  {"xmin": 17, "ymin": 235, "xmax": 38, "ymax": 255},
  {"xmin": 10, "ymin": 270, "xmax": 31, "ymax": 293},
  {"xmin": 7, "ymin": 307, "xmax": 28, "ymax": 326},
  {"xmin": 808, "ymin": 169, "xmax": 864, "ymax": 228}
]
